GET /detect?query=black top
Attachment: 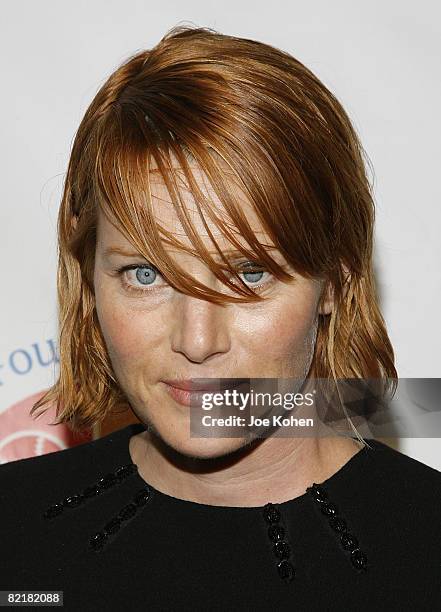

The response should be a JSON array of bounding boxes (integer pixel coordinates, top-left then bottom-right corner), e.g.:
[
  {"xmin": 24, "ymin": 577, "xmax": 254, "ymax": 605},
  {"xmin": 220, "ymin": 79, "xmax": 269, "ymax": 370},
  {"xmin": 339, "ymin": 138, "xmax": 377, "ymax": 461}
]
[{"xmin": 0, "ymin": 423, "xmax": 440, "ymax": 611}]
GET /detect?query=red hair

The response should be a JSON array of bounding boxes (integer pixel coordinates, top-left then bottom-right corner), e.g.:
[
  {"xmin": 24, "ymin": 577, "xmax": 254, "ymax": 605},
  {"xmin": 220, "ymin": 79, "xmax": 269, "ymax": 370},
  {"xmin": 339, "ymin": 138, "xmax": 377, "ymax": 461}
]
[{"xmin": 31, "ymin": 25, "xmax": 397, "ymax": 435}]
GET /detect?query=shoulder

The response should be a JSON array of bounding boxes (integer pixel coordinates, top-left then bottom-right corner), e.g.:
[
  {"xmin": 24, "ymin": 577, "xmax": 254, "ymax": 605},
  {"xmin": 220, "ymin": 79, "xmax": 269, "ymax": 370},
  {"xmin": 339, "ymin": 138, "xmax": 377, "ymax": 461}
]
[
  {"xmin": 0, "ymin": 423, "xmax": 144, "ymax": 506},
  {"xmin": 364, "ymin": 438, "xmax": 441, "ymax": 493},
  {"xmin": 353, "ymin": 438, "xmax": 441, "ymax": 544},
  {"xmin": 0, "ymin": 423, "xmax": 146, "ymax": 589},
  {"xmin": 328, "ymin": 437, "xmax": 441, "ymax": 544}
]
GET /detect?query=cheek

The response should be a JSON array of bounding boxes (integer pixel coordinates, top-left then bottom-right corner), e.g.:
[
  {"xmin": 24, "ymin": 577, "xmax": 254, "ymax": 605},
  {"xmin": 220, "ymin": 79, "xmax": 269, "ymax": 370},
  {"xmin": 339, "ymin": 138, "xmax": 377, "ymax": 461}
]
[
  {"xmin": 97, "ymin": 307, "xmax": 135, "ymax": 362},
  {"xmin": 238, "ymin": 294, "xmax": 318, "ymax": 362},
  {"xmin": 95, "ymin": 292, "xmax": 163, "ymax": 365}
]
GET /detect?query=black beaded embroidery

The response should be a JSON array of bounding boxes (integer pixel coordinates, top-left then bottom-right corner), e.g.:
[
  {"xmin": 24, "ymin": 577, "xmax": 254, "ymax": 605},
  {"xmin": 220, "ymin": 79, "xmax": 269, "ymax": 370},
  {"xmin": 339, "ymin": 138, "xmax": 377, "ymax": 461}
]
[
  {"xmin": 90, "ymin": 485, "xmax": 153, "ymax": 552},
  {"xmin": 307, "ymin": 483, "xmax": 368, "ymax": 572},
  {"xmin": 43, "ymin": 461, "xmax": 154, "ymax": 552},
  {"xmin": 42, "ymin": 463, "xmax": 138, "ymax": 520},
  {"xmin": 262, "ymin": 503, "xmax": 296, "ymax": 583}
]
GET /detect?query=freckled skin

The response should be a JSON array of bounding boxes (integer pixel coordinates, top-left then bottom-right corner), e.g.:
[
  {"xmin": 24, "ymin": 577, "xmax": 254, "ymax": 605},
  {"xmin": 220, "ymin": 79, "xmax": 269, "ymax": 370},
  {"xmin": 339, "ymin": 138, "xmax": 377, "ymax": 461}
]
[
  {"xmin": 94, "ymin": 179, "xmax": 328, "ymax": 449},
  {"xmin": 91, "ymin": 165, "xmax": 360, "ymax": 506}
]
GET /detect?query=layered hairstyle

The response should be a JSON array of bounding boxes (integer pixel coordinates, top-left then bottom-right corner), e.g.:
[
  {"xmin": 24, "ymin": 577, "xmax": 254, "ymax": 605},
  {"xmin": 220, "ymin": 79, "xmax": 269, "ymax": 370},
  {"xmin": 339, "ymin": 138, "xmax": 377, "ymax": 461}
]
[{"xmin": 32, "ymin": 25, "xmax": 397, "ymax": 436}]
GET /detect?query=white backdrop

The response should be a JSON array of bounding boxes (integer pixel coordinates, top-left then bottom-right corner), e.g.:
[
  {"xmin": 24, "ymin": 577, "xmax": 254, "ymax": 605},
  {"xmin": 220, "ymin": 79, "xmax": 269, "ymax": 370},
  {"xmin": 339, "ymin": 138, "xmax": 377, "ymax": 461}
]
[{"xmin": 1, "ymin": 0, "xmax": 440, "ymax": 468}]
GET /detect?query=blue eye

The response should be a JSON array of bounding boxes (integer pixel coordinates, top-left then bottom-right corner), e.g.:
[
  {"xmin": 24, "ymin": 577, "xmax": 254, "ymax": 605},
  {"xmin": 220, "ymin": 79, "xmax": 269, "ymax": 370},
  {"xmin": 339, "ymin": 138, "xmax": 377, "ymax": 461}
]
[
  {"xmin": 114, "ymin": 260, "xmax": 273, "ymax": 296},
  {"xmin": 114, "ymin": 263, "xmax": 164, "ymax": 295},
  {"xmin": 134, "ymin": 266, "xmax": 157, "ymax": 285},
  {"xmin": 239, "ymin": 264, "xmax": 265, "ymax": 284}
]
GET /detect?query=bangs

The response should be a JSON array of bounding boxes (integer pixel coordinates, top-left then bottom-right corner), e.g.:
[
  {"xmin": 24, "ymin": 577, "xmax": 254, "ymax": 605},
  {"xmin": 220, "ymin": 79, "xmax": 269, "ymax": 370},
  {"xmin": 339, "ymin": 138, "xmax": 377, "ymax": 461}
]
[
  {"xmin": 30, "ymin": 27, "xmax": 396, "ymax": 433},
  {"xmin": 91, "ymin": 105, "xmax": 325, "ymax": 305}
]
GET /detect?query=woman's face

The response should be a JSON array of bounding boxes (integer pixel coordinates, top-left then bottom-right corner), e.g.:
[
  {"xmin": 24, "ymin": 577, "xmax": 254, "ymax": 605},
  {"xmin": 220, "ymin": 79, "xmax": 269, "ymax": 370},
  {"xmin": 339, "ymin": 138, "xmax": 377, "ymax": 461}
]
[{"xmin": 93, "ymin": 164, "xmax": 333, "ymax": 458}]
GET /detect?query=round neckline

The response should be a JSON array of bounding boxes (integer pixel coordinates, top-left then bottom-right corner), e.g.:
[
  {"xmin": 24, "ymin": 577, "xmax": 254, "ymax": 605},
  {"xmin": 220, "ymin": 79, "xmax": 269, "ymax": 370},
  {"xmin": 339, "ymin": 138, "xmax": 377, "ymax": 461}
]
[{"xmin": 120, "ymin": 423, "xmax": 375, "ymax": 513}]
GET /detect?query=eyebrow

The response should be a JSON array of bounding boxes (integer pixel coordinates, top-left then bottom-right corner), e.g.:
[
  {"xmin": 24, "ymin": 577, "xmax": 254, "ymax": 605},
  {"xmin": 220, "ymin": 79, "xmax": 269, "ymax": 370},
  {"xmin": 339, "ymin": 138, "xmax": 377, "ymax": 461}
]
[
  {"xmin": 103, "ymin": 247, "xmax": 149, "ymax": 259},
  {"xmin": 103, "ymin": 246, "xmax": 278, "ymax": 260}
]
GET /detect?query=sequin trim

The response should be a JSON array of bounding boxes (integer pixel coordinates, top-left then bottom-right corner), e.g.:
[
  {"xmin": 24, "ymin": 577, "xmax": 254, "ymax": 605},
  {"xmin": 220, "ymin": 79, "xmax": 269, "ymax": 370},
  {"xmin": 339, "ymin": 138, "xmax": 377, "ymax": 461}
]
[
  {"xmin": 43, "ymin": 462, "xmax": 154, "ymax": 552},
  {"xmin": 262, "ymin": 503, "xmax": 296, "ymax": 583},
  {"xmin": 307, "ymin": 483, "xmax": 368, "ymax": 571},
  {"xmin": 89, "ymin": 485, "xmax": 153, "ymax": 552},
  {"xmin": 42, "ymin": 463, "xmax": 139, "ymax": 520}
]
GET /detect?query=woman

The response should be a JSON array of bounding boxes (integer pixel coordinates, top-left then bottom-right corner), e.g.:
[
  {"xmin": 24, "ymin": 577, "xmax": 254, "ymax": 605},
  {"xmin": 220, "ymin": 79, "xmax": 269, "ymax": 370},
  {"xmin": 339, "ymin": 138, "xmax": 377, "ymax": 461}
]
[{"xmin": 1, "ymin": 25, "xmax": 440, "ymax": 611}]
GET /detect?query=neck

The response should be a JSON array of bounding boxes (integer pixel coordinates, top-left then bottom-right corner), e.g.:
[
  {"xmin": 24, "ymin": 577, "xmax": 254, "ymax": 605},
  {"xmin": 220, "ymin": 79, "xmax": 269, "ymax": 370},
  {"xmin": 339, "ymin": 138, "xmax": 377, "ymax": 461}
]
[{"xmin": 129, "ymin": 429, "xmax": 363, "ymax": 507}]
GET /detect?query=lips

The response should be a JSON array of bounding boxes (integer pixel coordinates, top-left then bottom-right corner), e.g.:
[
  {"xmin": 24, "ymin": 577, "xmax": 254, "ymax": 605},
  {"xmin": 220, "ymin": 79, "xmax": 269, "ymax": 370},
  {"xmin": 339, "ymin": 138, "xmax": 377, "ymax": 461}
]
[
  {"xmin": 162, "ymin": 379, "xmax": 249, "ymax": 392},
  {"xmin": 162, "ymin": 379, "xmax": 222, "ymax": 392},
  {"xmin": 161, "ymin": 379, "xmax": 249, "ymax": 408},
  {"xmin": 161, "ymin": 383, "xmax": 212, "ymax": 407}
]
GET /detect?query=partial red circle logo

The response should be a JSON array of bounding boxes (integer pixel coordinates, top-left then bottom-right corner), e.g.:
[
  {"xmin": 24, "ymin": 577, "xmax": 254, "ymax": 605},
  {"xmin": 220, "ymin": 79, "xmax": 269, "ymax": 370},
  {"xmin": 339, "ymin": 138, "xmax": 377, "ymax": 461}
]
[{"xmin": 0, "ymin": 390, "xmax": 91, "ymax": 464}]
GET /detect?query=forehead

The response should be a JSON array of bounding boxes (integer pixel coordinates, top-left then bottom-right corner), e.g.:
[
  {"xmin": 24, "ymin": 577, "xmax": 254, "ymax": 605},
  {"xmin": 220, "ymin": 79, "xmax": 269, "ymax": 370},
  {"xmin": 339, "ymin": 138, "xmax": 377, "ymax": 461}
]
[
  {"xmin": 149, "ymin": 170, "xmax": 265, "ymax": 238},
  {"xmin": 98, "ymin": 151, "xmax": 272, "ymax": 248}
]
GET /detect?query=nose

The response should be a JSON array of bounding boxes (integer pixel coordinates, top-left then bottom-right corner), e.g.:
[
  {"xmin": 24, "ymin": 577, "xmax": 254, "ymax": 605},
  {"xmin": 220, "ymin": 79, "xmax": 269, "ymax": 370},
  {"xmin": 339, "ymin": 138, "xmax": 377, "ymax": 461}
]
[{"xmin": 170, "ymin": 293, "xmax": 231, "ymax": 364}]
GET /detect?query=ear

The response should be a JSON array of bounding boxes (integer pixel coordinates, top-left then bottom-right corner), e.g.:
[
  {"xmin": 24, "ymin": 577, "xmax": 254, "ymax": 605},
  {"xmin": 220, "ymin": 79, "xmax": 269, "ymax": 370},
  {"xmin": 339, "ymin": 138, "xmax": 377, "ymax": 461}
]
[
  {"xmin": 340, "ymin": 263, "xmax": 352, "ymax": 298},
  {"xmin": 71, "ymin": 214, "xmax": 78, "ymax": 231},
  {"xmin": 318, "ymin": 264, "xmax": 352, "ymax": 316},
  {"xmin": 318, "ymin": 280, "xmax": 334, "ymax": 316}
]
